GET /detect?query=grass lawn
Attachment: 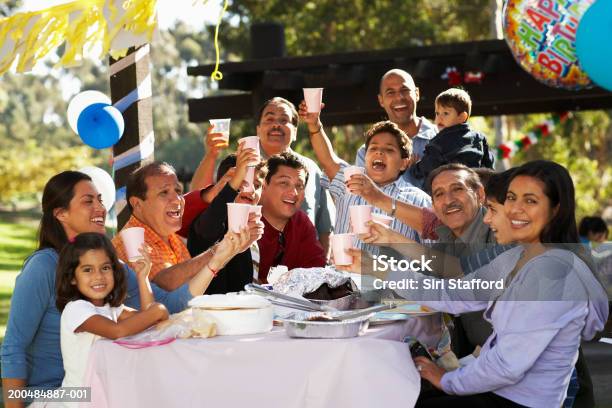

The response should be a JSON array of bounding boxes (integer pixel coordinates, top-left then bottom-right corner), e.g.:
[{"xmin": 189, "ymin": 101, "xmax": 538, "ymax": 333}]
[{"xmin": 0, "ymin": 210, "xmax": 39, "ymax": 343}]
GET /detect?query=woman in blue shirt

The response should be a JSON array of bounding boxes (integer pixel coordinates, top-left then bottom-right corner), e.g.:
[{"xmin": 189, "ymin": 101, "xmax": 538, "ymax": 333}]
[{"xmin": 1, "ymin": 171, "xmax": 251, "ymax": 402}]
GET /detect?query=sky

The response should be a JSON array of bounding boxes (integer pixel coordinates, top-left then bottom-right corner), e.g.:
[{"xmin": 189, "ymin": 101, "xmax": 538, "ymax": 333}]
[{"xmin": 20, "ymin": 0, "xmax": 221, "ymax": 29}]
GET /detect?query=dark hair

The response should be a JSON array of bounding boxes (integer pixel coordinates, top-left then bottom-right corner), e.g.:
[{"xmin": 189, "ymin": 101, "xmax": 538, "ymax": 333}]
[
  {"xmin": 435, "ymin": 88, "xmax": 472, "ymax": 117},
  {"xmin": 254, "ymin": 161, "xmax": 268, "ymax": 185},
  {"xmin": 216, "ymin": 154, "xmax": 237, "ymax": 182},
  {"xmin": 264, "ymin": 152, "xmax": 309, "ymax": 185},
  {"xmin": 426, "ymin": 163, "xmax": 482, "ymax": 196},
  {"xmin": 56, "ymin": 232, "xmax": 127, "ymax": 312},
  {"xmin": 364, "ymin": 121, "xmax": 412, "ymax": 159},
  {"xmin": 578, "ymin": 216, "xmax": 609, "ymax": 239},
  {"xmin": 508, "ymin": 160, "xmax": 577, "ymax": 243},
  {"xmin": 474, "ymin": 167, "xmax": 496, "ymax": 187},
  {"xmin": 39, "ymin": 171, "xmax": 93, "ymax": 251},
  {"xmin": 485, "ymin": 169, "xmax": 515, "ymax": 204},
  {"xmin": 126, "ymin": 161, "xmax": 176, "ymax": 213},
  {"xmin": 256, "ymin": 97, "xmax": 299, "ymax": 127}
]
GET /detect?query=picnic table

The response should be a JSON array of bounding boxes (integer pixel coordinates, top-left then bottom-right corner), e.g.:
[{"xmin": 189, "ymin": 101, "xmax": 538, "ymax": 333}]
[{"xmin": 83, "ymin": 314, "xmax": 443, "ymax": 408}]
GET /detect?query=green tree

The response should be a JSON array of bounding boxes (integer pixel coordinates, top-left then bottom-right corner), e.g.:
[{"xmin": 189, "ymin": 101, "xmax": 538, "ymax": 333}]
[
  {"xmin": 512, "ymin": 111, "xmax": 612, "ymax": 219},
  {"xmin": 220, "ymin": 0, "xmax": 492, "ymax": 58}
]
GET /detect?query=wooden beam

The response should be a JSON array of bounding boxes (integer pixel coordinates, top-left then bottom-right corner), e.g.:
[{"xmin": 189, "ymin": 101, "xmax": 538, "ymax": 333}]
[
  {"xmin": 187, "ymin": 39, "xmax": 612, "ymax": 125},
  {"xmin": 188, "ymin": 94, "xmax": 254, "ymax": 122},
  {"xmin": 110, "ymin": 45, "xmax": 153, "ymax": 229},
  {"xmin": 187, "ymin": 40, "xmax": 508, "ymax": 76}
]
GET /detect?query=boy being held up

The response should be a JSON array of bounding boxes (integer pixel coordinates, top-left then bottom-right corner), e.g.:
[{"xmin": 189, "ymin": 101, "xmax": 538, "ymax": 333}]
[{"xmin": 407, "ymin": 88, "xmax": 495, "ymax": 188}]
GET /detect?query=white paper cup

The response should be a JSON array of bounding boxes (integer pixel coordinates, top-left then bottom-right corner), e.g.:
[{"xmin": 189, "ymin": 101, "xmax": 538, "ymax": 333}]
[
  {"xmin": 372, "ymin": 213, "xmax": 393, "ymax": 227},
  {"xmin": 209, "ymin": 118, "xmax": 230, "ymax": 146},
  {"xmin": 238, "ymin": 136, "xmax": 261, "ymax": 166},
  {"xmin": 349, "ymin": 205, "xmax": 373, "ymax": 234},
  {"xmin": 343, "ymin": 166, "xmax": 365, "ymax": 192},
  {"xmin": 331, "ymin": 233, "xmax": 355, "ymax": 266},
  {"xmin": 303, "ymin": 88, "xmax": 323, "ymax": 113},
  {"xmin": 227, "ymin": 203, "xmax": 252, "ymax": 233},
  {"xmin": 120, "ymin": 227, "xmax": 145, "ymax": 262},
  {"xmin": 249, "ymin": 205, "xmax": 262, "ymax": 223},
  {"xmin": 249, "ymin": 205, "xmax": 262, "ymax": 216}
]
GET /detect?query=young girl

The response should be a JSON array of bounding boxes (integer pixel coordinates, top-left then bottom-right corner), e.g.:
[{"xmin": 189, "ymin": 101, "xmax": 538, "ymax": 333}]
[{"xmin": 55, "ymin": 232, "xmax": 169, "ymax": 389}]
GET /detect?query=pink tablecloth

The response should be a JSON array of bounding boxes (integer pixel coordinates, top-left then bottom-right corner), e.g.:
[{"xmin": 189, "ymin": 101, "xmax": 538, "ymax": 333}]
[{"xmin": 83, "ymin": 315, "xmax": 443, "ymax": 408}]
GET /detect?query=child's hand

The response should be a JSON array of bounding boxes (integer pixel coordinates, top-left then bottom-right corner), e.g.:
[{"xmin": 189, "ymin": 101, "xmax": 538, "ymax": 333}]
[
  {"xmin": 298, "ymin": 100, "xmax": 325, "ymax": 133},
  {"xmin": 205, "ymin": 125, "xmax": 227, "ymax": 157},
  {"xmin": 345, "ymin": 173, "xmax": 383, "ymax": 203},
  {"xmin": 132, "ymin": 245, "xmax": 152, "ymax": 280}
]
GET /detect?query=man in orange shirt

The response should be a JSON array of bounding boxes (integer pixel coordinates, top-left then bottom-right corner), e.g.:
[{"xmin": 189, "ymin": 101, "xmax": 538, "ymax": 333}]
[{"xmin": 113, "ymin": 161, "xmax": 263, "ymax": 292}]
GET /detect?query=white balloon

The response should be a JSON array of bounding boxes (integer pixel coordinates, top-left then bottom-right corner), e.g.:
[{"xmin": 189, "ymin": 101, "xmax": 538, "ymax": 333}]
[
  {"xmin": 67, "ymin": 91, "xmax": 112, "ymax": 134},
  {"xmin": 78, "ymin": 166, "xmax": 116, "ymax": 211}
]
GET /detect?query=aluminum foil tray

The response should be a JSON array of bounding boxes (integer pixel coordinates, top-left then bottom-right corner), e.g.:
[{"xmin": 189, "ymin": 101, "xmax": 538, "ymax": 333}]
[{"xmin": 282, "ymin": 312, "xmax": 370, "ymax": 339}]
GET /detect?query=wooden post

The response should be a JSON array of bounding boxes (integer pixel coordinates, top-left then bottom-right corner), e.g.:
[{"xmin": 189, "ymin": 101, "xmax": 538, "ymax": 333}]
[{"xmin": 110, "ymin": 44, "xmax": 154, "ymax": 230}]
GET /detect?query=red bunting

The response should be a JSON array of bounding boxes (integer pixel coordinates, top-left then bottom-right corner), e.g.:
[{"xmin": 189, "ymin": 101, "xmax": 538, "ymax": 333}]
[{"xmin": 496, "ymin": 112, "xmax": 569, "ymax": 159}]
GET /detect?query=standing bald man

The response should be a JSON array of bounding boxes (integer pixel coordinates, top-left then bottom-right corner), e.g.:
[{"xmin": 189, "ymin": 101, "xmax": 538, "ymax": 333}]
[{"xmin": 355, "ymin": 69, "xmax": 436, "ymax": 169}]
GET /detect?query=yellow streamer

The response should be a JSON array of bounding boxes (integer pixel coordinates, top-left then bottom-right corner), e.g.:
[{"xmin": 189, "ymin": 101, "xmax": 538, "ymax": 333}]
[
  {"xmin": 0, "ymin": 0, "xmax": 157, "ymax": 75},
  {"xmin": 210, "ymin": 0, "xmax": 228, "ymax": 81}
]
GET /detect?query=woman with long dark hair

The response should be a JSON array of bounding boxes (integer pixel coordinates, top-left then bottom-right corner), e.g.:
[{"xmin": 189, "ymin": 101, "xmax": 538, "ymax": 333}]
[
  {"xmin": 358, "ymin": 160, "xmax": 607, "ymax": 407},
  {"xmin": 1, "ymin": 171, "xmax": 252, "ymax": 400}
]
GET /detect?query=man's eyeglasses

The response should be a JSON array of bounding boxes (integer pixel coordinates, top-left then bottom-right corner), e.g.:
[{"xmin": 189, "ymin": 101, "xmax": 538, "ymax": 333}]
[{"xmin": 272, "ymin": 231, "xmax": 286, "ymax": 266}]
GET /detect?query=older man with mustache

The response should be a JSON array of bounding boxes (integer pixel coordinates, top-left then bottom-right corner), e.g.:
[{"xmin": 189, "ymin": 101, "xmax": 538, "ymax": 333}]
[
  {"xmin": 349, "ymin": 163, "xmax": 494, "ymax": 354},
  {"xmin": 113, "ymin": 162, "xmax": 265, "ymax": 293}
]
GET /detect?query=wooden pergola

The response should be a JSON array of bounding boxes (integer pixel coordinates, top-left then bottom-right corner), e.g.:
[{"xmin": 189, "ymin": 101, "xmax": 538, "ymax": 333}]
[{"xmin": 187, "ymin": 39, "xmax": 612, "ymax": 125}]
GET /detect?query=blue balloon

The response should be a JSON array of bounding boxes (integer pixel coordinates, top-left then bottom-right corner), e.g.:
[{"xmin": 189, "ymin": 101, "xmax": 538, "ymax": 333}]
[
  {"xmin": 76, "ymin": 103, "xmax": 125, "ymax": 149},
  {"xmin": 576, "ymin": 1, "xmax": 612, "ymax": 92}
]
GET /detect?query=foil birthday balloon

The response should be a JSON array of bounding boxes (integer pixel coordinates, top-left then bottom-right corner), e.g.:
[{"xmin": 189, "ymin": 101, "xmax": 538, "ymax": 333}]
[{"xmin": 504, "ymin": 0, "xmax": 594, "ymax": 90}]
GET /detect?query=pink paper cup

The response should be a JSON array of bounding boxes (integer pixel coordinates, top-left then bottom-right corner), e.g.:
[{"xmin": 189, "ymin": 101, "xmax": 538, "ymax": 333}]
[
  {"xmin": 343, "ymin": 166, "xmax": 365, "ymax": 192},
  {"xmin": 120, "ymin": 227, "xmax": 145, "ymax": 262},
  {"xmin": 331, "ymin": 233, "xmax": 355, "ymax": 266},
  {"xmin": 238, "ymin": 136, "xmax": 261, "ymax": 166},
  {"xmin": 227, "ymin": 203, "xmax": 252, "ymax": 233},
  {"xmin": 372, "ymin": 213, "xmax": 393, "ymax": 227},
  {"xmin": 349, "ymin": 205, "xmax": 373, "ymax": 234},
  {"xmin": 303, "ymin": 88, "xmax": 323, "ymax": 113}
]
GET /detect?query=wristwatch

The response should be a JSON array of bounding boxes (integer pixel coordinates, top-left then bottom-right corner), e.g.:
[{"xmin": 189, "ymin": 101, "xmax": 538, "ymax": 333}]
[{"xmin": 390, "ymin": 197, "xmax": 397, "ymax": 217}]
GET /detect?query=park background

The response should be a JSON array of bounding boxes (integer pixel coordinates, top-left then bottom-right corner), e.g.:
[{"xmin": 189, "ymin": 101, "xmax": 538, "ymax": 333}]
[{"xmin": 0, "ymin": 0, "xmax": 610, "ymax": 405}]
